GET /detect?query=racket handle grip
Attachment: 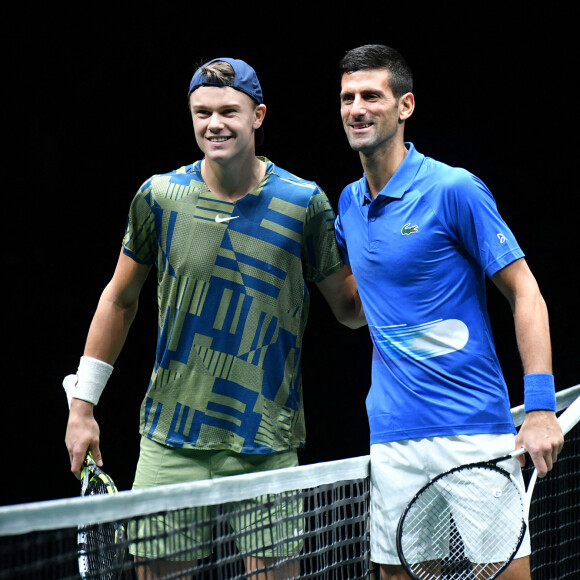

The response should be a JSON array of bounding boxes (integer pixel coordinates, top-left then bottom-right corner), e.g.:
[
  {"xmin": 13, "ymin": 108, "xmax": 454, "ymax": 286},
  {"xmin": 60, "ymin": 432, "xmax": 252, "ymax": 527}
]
[{"xmin": 510, "ymin": 447, "xmax": 527, "ymax": 458}]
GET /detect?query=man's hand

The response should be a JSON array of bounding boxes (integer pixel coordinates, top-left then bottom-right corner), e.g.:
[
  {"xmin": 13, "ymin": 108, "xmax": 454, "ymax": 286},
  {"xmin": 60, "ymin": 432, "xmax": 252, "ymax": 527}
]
[
  {"xmin": 515, "ymin": 410, "xmax": 564, "ymax": 477},
  {"xmin": 65, "ymin": 399, "xmax": 102, "ymax": 479}
]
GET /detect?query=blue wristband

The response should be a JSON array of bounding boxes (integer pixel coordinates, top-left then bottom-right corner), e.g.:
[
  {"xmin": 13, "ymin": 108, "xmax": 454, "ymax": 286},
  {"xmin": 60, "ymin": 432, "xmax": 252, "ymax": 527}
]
[{"xmin": 524, "ymin": 373, "xmax": 556, "ymax": 412}]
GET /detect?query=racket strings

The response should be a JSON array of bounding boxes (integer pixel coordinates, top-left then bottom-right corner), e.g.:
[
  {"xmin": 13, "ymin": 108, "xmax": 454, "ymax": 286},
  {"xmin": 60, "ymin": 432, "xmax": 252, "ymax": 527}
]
[
  {"xmin": 399, "ymin": 465, "xmax": 526, "ymax": 580},
  {"xmin": 78, "ymin": 523, "xmax": 119, "ymax": 576},
  {"xmin": 79, "ymin": 465, "xmax": 126, "ymax": 579},
  {"xmin": 86, "ymin": 476, "xmax": 115, "ymax": 496}
]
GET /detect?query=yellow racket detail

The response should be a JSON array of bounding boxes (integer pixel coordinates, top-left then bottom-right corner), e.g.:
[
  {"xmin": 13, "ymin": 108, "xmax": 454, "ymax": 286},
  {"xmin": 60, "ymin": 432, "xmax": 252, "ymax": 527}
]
[{"xmin": 78, "ymin": 451, "xmax": 126, "ymax": 579}]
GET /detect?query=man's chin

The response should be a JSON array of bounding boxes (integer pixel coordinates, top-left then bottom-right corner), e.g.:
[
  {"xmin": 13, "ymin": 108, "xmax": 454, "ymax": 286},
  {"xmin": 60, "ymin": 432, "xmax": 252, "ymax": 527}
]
[
  {"xmin": 348, "ymin": 139, "xmax": 371, "ymax": 154},
  {"xmin": 203, "ymin": 148, "xmax": 233, "ymax": 162}
]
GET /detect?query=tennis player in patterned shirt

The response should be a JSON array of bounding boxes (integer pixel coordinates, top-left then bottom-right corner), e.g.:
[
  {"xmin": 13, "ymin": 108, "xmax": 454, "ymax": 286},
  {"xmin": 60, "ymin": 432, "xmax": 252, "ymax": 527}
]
[{"xmin": 64, "ymin": 57, "xmax": 365, "ymax": 579}]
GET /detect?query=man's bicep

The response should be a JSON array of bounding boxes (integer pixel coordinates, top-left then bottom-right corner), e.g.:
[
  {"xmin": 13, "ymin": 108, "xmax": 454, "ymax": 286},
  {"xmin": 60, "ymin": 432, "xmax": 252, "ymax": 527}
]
[
  {"xmin": 490, "ymin": 258, "xmax": 537, "ymax": 308},
  {"xmin": 106, "ymin": 249, "xmax": 152, "ymax": 307}
]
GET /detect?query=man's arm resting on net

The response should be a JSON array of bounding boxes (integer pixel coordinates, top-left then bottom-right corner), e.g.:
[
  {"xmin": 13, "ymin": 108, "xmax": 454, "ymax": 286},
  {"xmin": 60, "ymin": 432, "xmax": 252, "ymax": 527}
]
[{"xmin": 491, "ymin": 257, "xmax": 564, "ymax": 476}]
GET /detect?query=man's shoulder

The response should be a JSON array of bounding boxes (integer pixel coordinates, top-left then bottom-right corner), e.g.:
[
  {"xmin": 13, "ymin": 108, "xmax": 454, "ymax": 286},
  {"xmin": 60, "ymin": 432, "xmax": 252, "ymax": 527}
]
[
  {"xmin": 419, "ymin": 154, "xmax": 476, "ymax": 183},
  {"xmin": 414, "ymin": 155, "xmax": 484, "ymax": 200},
  {"xmin": 152, "ymin": 162, "xmax": 199, "ymax": 181},
  {"xmin": 337, "ymin": 174, "xmax": 366, "ymax": 206},
  {"xmin": 264, "ymin": 158, "xmax": 320, "ymax": 193},
  {"xmin": 137, "ymin": 162, "xmax": 202, "ymax": 193}
]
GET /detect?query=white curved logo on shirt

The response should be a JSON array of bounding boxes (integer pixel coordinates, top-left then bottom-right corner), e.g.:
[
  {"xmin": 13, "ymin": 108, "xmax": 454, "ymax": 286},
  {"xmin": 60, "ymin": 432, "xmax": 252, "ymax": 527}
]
[
  {"xmin": 373, "ymin": 319, "xmax": 469, "ymax": 360},
  {"xmin": 215, "ymin": 215, "xmax": 239, "ymax": 223}
]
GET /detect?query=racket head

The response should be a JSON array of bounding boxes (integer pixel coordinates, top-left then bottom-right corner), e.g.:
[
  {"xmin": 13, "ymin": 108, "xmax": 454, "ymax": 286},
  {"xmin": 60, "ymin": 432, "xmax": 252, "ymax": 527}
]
[
  {"xmin": 81, "ymin": 452, "xmax": 119, "ymax": 496},
  {"xmin": 78, "ymin": 452, "xmax": 126, "ymax": 579},
  {"xmin": 396, "ymin": 461, "xmax": 527, "ymax": 580}
]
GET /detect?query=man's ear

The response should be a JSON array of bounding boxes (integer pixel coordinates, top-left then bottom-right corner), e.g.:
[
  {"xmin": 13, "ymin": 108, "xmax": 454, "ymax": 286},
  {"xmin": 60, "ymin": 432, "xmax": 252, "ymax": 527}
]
[
  {"xmin": 399, "ymin": 92, "xmax": 415, "ymax": 121},
  {"xmin": 254, "ymin": 103, "xmax": 267, "ymax": 129}
]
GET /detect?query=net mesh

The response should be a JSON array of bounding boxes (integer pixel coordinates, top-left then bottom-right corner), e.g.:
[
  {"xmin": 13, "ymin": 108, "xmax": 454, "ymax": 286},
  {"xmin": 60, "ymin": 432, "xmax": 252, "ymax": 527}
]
[
  {"xmin": 1, "ymin": 386, "xmax": 578, "ymax": 580},
  {"xmin": 520, "ymin": 398, "xmax": 580, "ymax": 579},
  {"xmin": 0, "ymin": 457, "xmax": 371, "ymax": 580}
]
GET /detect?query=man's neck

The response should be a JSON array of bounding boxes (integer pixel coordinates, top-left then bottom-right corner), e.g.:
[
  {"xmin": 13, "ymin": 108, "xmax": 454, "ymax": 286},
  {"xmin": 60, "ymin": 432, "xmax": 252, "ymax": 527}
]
[
  {"xmin": 361, "ymin": 141, "xmax": 408, "ymax": 200},
  {"xmin": 202, "ymin": 155, "xmax": 266, "ymax": 202}
]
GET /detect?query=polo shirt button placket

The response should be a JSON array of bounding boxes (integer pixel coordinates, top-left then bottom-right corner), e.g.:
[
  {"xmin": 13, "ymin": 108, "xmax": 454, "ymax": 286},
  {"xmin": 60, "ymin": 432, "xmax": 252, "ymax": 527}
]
[{"xmin": 368, "ymin": 211, "xmax": 378, "ymax": 252}]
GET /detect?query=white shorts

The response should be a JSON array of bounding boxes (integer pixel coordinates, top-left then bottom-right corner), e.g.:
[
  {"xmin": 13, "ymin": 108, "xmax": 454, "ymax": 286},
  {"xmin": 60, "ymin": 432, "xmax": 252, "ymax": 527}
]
[{"xmin": 370, "ymin": 434, "xmax": 531, "ymax": 565}]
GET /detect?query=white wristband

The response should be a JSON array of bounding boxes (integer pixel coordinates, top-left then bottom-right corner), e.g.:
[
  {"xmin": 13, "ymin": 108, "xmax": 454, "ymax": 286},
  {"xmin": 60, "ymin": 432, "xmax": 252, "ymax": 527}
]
[{"xmin": 63, "ymin": 356, "xmax": 114, "ymax": 408}]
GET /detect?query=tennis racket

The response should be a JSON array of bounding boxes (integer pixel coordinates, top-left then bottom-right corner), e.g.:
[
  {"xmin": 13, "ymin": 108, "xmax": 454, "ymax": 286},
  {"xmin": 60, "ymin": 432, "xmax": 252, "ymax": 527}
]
[
  {"xmin": 78, "ymin": 451, "xmax": 127, "ymax": 579},
  {"xmin": 396, "ymin": 395, "xmax": 580, "ymax": 580}
]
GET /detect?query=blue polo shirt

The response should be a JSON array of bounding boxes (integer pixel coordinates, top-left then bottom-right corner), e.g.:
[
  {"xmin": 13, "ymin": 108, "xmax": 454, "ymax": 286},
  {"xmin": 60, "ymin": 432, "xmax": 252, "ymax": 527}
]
[{"xmin": 335, "ymin": 143, "xmax": 524, "ymax": 444}]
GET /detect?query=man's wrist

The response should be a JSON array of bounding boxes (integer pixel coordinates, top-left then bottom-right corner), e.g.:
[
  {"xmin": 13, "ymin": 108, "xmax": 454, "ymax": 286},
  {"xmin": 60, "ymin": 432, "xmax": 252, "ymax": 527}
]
[
  {"xmin": 524, "ymin": 373, "xmax": 556, "ymax": 413},
  {"xmin": 63, "ymin": 356, "xmax": 114, "ymax": 408}
]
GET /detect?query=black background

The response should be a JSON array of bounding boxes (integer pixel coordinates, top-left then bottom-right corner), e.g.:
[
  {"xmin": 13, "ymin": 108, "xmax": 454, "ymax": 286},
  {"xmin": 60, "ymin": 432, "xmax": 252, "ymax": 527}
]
[{"xmin": 4, "ymin": 4, "xmax": 578, "ymax": 506}]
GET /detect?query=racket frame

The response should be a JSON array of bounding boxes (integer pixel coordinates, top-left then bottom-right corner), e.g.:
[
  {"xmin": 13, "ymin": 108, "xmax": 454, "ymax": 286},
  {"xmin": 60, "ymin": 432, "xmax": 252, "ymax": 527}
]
[
  {"xmin": 396, "ymin": 455, "xmax": 527, "ymax": 580},
  {"xmin": 78, "ymin": 452, "xmax": 126, "ymax": 580},
  {"xmin": 395, "ymin": 396, "xmax": 580, "ymax": 580}
]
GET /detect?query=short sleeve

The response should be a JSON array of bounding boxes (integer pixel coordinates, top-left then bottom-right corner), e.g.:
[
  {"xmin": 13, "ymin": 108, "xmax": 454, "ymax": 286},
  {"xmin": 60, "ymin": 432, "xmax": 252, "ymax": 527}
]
[
  {"xmin": 122, "ymin": 178, "xmax": 158, "ymax": 266},
  {"xmin": 301, "ymin": 188, "xmax": 344, "ymax": 283},
  {"xmin": 437, "ymin": 170, "xmax": 524, "ymax": 278}
]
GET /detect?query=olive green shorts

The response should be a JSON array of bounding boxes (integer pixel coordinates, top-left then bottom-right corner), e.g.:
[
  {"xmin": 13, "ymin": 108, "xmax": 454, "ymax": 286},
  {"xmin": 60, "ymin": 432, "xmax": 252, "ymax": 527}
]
[{"xmin": 128, "ymin": 436, "xmax": 304, "ymax": 561}]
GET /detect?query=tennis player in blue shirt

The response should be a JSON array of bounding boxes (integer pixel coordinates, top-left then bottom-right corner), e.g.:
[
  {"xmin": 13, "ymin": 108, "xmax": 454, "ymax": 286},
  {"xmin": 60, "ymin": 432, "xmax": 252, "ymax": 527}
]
[{"xmin": 335, "ymin": 44, "xmax": 564, "ymax": 580}]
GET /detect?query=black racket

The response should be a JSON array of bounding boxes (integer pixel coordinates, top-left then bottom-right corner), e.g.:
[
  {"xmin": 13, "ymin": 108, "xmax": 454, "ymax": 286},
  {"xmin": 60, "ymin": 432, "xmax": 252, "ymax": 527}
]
[
  {"xmin": 78, "ymin": 451, "xmax": 127, "ymax": 579},
  {"xmin": 396, "ymin": 395, "xmax": 580, "ymax": 580}
]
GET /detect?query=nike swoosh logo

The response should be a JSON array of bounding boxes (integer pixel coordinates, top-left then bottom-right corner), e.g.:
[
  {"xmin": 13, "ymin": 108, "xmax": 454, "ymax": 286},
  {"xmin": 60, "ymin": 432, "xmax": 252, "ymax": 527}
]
[{"xmin": 215, "ymin": 215, "xmax": 240, "ymax": 223}]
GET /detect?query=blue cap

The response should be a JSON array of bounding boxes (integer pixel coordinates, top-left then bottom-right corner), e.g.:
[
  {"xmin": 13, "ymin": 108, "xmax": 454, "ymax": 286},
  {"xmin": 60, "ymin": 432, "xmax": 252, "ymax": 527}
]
[{"xmin": 188, "ymin": 57, "xmax": 263, "ymax": 104}]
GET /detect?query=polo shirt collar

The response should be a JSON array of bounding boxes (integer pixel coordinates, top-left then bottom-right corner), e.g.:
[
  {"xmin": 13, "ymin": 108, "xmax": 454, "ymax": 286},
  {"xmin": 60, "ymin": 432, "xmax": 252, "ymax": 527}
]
[{"xmin": 361, "ymin": 142, "xmax": 424, "ymax": 204}]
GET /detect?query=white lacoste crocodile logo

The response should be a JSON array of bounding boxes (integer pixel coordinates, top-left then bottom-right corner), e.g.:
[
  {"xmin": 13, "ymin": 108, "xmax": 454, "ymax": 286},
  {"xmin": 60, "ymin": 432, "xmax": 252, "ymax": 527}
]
[{"xmin": 215, "ymin": 215, "xmax": 239, "ymax": 223}]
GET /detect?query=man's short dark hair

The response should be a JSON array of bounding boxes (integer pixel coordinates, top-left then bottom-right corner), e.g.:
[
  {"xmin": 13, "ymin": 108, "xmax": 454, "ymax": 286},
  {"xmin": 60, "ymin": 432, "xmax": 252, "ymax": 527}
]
[{"xmin": 339, "ymin": 44, "xmax": 413, "ymax": 99}]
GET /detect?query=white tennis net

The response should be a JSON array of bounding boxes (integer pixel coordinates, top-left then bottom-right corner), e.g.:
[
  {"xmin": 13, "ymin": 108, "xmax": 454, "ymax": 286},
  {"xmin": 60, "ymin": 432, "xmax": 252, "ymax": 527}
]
[{"xmin": 1, "ymin": 385, "xmax": 578, "ymax": 579}]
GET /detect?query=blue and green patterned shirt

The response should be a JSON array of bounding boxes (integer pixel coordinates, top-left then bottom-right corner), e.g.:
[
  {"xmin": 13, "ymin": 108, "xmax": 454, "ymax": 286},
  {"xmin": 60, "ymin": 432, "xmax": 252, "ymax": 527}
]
[{"xmin": 123, "ymin": 157, "xmax": 343, "ymax": 453}]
